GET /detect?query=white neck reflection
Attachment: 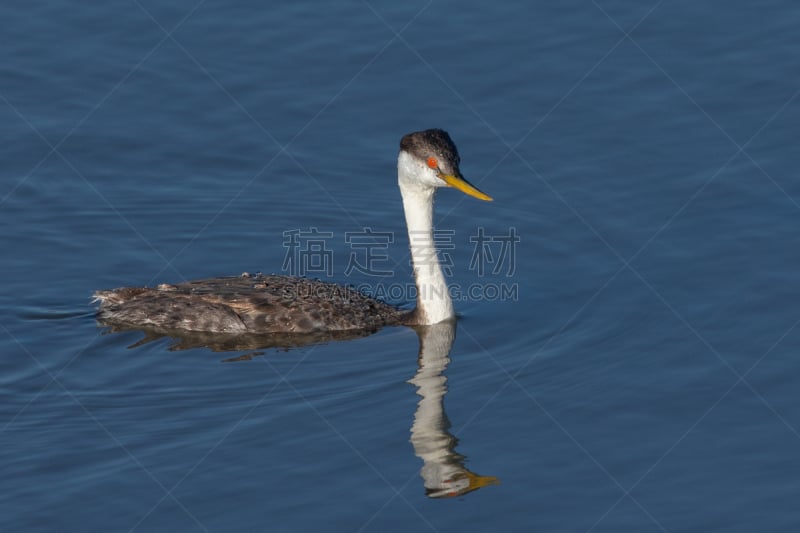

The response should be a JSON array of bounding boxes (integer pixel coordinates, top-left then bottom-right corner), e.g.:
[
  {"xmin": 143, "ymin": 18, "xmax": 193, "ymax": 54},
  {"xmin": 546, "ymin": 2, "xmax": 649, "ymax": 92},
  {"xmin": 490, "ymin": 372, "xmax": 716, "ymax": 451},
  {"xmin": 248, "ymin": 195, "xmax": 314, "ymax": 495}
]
[{"xmin": 408, "ymin": 321, "xmax": 499, "ymax": 498}]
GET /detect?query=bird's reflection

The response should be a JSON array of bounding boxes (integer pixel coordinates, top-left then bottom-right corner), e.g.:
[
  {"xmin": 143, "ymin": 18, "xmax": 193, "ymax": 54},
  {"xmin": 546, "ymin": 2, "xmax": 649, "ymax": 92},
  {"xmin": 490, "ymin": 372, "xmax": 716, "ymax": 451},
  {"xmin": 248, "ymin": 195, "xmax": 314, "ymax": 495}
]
[
  {"xmin": 98, "ymin": 322, "xmax": 381, "ymax": 353},
  {"xmin": 98, "ymin": 319, "xmax": 498, "ymax": 497},
  {"xmin": 409, "ymin": 321, "xmax": 499, "ymax": 498}
]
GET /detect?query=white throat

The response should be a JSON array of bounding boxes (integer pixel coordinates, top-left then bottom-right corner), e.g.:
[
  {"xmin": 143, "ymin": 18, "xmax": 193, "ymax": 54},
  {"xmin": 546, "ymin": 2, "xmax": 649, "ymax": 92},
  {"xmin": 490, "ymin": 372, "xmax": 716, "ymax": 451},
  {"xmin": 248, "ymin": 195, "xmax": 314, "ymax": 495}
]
[{"xmin": 398, "ymin": 151, "xmax": 454, "ymax": 324}]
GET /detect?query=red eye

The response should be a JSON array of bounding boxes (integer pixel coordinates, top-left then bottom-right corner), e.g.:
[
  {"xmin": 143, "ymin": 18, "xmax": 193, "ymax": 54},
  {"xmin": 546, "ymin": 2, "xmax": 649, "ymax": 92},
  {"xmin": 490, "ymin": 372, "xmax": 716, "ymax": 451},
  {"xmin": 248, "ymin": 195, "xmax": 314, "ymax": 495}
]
[{"xmin": 427, "ymin": 157, "xmax": 438, "ymax": 169}]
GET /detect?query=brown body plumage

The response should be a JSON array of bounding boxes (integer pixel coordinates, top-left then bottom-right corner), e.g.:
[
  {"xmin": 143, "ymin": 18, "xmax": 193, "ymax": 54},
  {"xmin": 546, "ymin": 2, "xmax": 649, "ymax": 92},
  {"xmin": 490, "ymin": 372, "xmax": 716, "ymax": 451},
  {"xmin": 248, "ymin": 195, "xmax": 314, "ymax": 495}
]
[{"xmin": 94, "ymin": 273, "xmax": 410, "ymax": 334}]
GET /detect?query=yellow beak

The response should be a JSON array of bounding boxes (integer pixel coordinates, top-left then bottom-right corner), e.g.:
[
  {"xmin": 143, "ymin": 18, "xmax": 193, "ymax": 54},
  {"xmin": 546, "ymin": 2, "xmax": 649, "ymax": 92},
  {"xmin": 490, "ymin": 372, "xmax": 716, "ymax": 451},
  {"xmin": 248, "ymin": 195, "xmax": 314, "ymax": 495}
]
[
  {"xmin": 440, "ymin": 173, "xmax": 493, "ymax": 202},
  {"xmin": 435, "ymin": 471, "xmax": 500, "ymax": 498},
  {"xmin": 464, "ymin": 471, "xmax": 500, "ymax": 491}
]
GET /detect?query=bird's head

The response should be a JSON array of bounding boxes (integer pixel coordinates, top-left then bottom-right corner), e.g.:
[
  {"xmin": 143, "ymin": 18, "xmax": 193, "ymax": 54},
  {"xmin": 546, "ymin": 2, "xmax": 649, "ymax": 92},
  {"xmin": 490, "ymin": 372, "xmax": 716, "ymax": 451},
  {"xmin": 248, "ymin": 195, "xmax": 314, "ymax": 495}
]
[{"xmin": 398, "ymin": 129, "xmax": 493, "ymax": 201}]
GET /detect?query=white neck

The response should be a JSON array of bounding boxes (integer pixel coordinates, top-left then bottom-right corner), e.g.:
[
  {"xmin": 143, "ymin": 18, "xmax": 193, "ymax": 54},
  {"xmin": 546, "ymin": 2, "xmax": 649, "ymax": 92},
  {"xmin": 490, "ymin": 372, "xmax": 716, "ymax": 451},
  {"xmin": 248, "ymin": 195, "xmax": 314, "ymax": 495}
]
[{"xmin": 398, "ymin": 152, "xmax": 454, "ymax": 324}]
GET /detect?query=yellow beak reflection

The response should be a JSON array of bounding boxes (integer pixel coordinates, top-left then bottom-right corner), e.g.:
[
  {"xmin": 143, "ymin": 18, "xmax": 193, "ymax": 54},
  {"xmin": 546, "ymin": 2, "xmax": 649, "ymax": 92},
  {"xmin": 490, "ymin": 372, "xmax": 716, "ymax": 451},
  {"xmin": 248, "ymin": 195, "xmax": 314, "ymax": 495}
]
[{"xmin": 440, "ymin": 173, "xmax": 493, "ymax": 202}]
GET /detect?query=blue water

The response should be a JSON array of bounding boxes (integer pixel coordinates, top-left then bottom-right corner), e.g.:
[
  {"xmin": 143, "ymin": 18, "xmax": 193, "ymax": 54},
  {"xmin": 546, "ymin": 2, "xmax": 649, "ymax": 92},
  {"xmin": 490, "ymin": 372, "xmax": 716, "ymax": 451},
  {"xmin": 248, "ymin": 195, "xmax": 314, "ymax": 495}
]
[{"xmin": 3, "ymin": 1, "xmax": 800, "ymax": 531}]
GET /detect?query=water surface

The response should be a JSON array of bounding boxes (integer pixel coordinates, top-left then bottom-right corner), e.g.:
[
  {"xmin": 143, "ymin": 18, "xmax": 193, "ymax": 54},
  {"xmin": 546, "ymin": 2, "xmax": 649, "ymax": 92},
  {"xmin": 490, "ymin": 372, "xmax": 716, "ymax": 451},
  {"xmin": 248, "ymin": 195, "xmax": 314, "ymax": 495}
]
[{"xmin": 2, "ymin": 1, "xmax": 800, "ymax": 531}]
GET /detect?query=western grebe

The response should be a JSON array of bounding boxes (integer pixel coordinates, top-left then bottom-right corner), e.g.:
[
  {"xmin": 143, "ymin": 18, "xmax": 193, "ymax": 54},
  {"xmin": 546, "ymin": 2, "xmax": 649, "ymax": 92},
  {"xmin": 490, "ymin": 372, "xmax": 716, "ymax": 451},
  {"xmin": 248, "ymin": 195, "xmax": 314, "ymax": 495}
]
[{"xmin": 93, "ymin": 129, "xmax": 492, "ymax": 334}]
